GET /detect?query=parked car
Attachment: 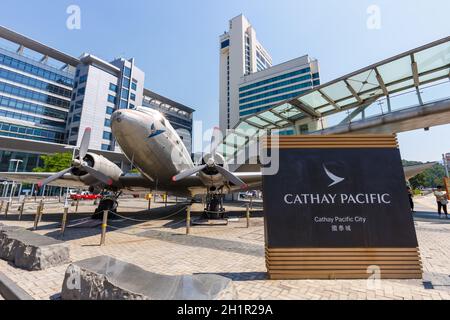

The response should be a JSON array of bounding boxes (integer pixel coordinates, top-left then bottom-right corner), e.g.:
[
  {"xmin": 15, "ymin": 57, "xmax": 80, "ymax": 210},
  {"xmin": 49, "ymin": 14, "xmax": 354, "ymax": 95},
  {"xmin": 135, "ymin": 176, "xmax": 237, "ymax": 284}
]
[{"xmin": 70, "ymin": 191, "xmax": 102, "ymax": 200}]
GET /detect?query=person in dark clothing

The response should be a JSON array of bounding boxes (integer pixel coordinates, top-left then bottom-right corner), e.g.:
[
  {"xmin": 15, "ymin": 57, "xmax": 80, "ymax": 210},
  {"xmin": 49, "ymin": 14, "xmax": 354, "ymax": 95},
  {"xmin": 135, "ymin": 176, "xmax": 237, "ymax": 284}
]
[{"xmin": 407, "ymin": 186, "xmax": 414, "ymax": 212}]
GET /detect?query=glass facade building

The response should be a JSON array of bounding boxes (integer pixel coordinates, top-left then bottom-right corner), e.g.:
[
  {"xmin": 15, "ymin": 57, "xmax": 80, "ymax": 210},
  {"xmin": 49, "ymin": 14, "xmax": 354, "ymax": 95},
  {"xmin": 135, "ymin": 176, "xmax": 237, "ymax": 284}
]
[
  {"xmin": 0, "ymin": 47, "xmax": 73, "ymax": 145},
  {"xmin": 238, "ymin": 57, "xmax": 321, "ymax": 118}
]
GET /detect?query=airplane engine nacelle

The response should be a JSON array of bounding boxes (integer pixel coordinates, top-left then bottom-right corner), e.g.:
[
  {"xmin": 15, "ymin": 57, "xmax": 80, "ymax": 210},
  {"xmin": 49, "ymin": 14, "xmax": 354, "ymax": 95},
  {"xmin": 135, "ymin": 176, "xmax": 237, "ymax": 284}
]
[
  {"xmin": 71, "ymin": 153, "xmax": 123, "ymax": 185},
  {"xmin": 198, "ymin": 153, "xmax": 229, "ymax": 191}
]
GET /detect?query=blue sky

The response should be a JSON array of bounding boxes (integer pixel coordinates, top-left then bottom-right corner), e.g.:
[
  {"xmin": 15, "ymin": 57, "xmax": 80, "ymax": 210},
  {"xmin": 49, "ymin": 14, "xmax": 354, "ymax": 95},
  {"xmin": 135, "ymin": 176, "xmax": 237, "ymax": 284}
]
[{"xmin": 0, "ymin": 0, "xmax": 449, "ymax": 161}]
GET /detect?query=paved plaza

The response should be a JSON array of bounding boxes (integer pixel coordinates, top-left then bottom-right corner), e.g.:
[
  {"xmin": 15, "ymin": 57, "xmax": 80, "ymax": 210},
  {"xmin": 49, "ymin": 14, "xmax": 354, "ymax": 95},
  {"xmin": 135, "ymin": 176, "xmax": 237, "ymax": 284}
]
[{"xmin": 0, "ymin": 194, "xmax": 449, "ymax": 300}]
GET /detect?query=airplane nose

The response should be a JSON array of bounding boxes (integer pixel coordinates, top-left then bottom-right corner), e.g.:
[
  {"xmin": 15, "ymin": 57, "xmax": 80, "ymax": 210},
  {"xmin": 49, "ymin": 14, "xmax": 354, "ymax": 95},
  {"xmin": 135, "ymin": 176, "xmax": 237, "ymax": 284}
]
[{"xmin": 111, "ymin": 110, "xmax": 123, "ymax": 124}]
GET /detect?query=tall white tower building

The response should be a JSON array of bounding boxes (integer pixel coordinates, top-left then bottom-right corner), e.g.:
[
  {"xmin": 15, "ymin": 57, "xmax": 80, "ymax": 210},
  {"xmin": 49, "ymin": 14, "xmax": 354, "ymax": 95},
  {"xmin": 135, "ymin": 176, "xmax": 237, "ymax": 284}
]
[{"xmin": 219, "ymin": 14, "xmax": 272, "ymax": 131}]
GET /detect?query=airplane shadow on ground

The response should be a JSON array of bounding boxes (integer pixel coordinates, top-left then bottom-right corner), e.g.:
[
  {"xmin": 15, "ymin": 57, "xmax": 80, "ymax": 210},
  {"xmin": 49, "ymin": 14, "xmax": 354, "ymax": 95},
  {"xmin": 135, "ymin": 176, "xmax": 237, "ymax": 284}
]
[{"xmin": 0, "ymin": 202, "xmax": 264, "ymax": 243}]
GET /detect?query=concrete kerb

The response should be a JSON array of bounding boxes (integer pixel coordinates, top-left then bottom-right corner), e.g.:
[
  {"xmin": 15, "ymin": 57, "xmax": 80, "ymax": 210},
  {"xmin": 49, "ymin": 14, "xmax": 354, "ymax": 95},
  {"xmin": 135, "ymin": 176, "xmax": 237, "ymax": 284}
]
[{"xmin": 0, "ymin": 271, "xmax": 34, "ymax": 300}]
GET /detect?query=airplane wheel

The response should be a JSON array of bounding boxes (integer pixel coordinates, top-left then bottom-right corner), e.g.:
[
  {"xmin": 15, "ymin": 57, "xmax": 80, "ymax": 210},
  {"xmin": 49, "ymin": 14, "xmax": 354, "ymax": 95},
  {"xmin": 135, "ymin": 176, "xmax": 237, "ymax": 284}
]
[{"xmin": 92, "ymin": 198, "xmax": 118, "ymax": 220}]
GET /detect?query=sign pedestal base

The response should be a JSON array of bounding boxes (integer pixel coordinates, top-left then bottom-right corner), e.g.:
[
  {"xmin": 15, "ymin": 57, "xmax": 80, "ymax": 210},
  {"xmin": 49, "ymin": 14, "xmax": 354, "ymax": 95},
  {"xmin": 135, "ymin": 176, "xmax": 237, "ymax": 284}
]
[{"xmin": 266, "ymin": 247, "xmax": 422, "ymax": 279}]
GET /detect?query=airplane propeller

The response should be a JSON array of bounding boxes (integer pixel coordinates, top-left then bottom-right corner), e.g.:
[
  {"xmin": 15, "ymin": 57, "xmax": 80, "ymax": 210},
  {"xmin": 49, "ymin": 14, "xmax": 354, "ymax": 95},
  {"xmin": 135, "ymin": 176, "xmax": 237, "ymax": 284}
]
[
  {"xmin": 172, "ymin": 128, "xmax": 247, "ymax": 189},
  {"xmin": 37, "ymin": 128, "xmax": 113, "ymax": 188}
]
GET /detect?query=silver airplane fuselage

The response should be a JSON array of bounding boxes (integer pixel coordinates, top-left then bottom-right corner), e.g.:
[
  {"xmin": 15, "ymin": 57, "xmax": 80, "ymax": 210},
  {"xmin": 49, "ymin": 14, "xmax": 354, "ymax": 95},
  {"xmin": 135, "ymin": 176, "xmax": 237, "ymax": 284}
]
[{"xmin": 111, "ymin": 107, "xmax": 194, "ymax": 188}]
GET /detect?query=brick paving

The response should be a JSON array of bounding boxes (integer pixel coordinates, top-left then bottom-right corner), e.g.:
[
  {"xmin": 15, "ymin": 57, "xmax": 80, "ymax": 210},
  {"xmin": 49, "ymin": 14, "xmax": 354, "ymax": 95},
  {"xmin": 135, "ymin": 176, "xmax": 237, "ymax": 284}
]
[{"xmin": 0, "ymin": 195, "xmax": 449, "ymax": 300}]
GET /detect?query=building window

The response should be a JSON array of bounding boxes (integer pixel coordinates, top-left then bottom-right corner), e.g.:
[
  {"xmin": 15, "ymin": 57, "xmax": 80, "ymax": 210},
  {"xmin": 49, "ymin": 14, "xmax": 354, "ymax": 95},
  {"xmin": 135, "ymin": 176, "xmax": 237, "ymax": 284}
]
[
  {"xmin": 131, "ymin": 81, "xmax": 137, "ymax": 91},
  {"xmin": 109, "ymin": 83, "xmax": 118, "ymax": 92},
  {"xmin": 130, "ymin": 93, "xmax": 135, "ymax": 101},
  {"xmin": 103, "ymin": 131, "xmax": 112, "ymax": 140},
  {"xmin": 79, "ymin": 75, "xmax": 88, "ymax": 83},
  {"xmin": 119, "ymin": 99, "xmax": 128, "ymax": 109},
  {"xmin": 107, "ymin": 94, "xmax": 116, "ymax": 104},
  {"xmin": 101, "ymin": 144, "xmax": 111, "ymax": 151},
  {"xmin": 221, "ymin": 39, "xmax": 230, "ymax": 49},
  {"xmin": 71, "ymin": 127, "xmax": 79, "ymax": 135},
  {"xmin": 77, "ymin": 87, "xmax": 85, "ymax": 96},
  {"xmin": 121, "ymin": 89, "xmax": 129, "ymax": 99},
  {"xmin": 123, "ymin": 67, "xmax": 132, "ymax": 77},
  {"xmin": 72, "ymin": 114, "xmax": 81, "ymax": 123},
  {"xmin": 104, "ymin": 118, "xmax": 111, "ymax": 127},
  {"xmin": 106, "ymin": 106, "xmax": 115, "ymax": 115},
  {"xmin": 122, "ymin": 77, "xmax": 130, "ymax": 87},
  {"xmin": 129, "ymin": 103, "xmax": 135, "ymax": 109},
  {"xmin": 75, "ymin": 101, "xmax": 83, "ymax": 109}
]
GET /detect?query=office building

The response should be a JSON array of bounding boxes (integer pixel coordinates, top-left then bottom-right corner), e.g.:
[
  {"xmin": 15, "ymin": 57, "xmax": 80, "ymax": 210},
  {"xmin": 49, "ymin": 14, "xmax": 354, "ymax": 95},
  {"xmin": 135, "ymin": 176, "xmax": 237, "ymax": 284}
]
[
  {"xmin": 219, "ymin": 14, "xmax": 321, "ymax": 132},
  {"xmin": 0, "ymin": 25, "xmax": 194, "ymax": 195},
  {"xmin": 239, "ymin": 55, "xmax": 320, "ymax": 133},
  {"xmin": 219, "ymin": 14, "xmax": 272, "ymax": 131},
  {"xmin": 67, "ymin": 54, "xmax": 145, "ymax": 152}
]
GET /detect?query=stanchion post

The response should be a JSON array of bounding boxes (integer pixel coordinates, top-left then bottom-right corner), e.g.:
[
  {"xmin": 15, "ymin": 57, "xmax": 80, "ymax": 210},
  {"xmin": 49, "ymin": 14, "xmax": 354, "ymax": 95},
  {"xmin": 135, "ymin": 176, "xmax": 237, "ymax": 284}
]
[
  {"xmin": 164, "ymin": 193, "xmax": 168, "ymax": 207},
  {"xmin": 18, "ymin": 198, "xmax": 25, "ymax": 221},
  {"xmin": 61, "ymin": 206, "xmax": 69, "ymax": 237},
  {"xmin": 4, "ymin": 201, "xmax": 10, "ymax": 219},
  {"xmin": 250, "ymin": 196, "xmax": 253, "ymax": 211},
  {"xmin": 147, "ymin": 194, "xmax": 152, "ymax": 210},
  {"xmin": 186, "ymin": 206, "xmax": 191, "ymax": 235},
  {"xmin": 0, "ymin": 200, "xmax": 3, "ymax": 213},
  {"xmin": 75, "ymin": 198, "xmax": 79, "ymax": 213},
  {"xmin": 33, "ymin": 201, "xmax": 41, "ymax": 230},
  {"xmin": 246, "ymin": 203, "xmax": 250, "ymax": 228},
  {"xmin": 38, "ymin": 200, "xmax": 44, "ymax": 223},
  {"xmin": 100, "ymin": 210, "xmax": 108, "ymax": 246}
]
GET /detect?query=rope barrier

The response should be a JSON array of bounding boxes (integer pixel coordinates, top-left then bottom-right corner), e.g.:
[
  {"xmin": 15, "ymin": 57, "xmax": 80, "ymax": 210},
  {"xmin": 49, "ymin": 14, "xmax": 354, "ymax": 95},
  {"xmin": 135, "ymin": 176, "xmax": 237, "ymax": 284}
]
[{"xmin": 107, "ymin": 205, "xmax": 188, "ymax": 223}]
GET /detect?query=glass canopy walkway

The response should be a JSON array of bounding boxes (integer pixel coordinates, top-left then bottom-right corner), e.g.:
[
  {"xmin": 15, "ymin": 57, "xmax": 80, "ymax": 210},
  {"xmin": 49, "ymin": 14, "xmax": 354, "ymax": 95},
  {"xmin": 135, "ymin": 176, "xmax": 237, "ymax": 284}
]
[{"xmin": 218, "ymin": 36, "xmax": 450, "ymax": 164}]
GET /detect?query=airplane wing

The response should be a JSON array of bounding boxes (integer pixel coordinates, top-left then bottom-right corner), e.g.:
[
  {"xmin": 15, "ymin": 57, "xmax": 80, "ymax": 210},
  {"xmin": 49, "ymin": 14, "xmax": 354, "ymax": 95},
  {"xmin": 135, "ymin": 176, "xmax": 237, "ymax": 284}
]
[
  {"xmin": 0, "ymin": 172, "xmax": 85, "ymax": 188},
  {"xmin": 0, "ymin": 172, "xmax": 152, "ymax": 191}
]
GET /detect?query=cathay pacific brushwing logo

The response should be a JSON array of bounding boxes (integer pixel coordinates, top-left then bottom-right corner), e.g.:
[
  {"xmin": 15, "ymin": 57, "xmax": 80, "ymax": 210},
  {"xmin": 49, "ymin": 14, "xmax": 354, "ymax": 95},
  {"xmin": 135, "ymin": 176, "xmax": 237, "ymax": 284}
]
[
  {"xmin": 148, "ymin": 123, "xmax": 165, "ymax": 138},
  {"xmin": 323, "ymin": 164, "xmax": 345, "ymax": 187}
]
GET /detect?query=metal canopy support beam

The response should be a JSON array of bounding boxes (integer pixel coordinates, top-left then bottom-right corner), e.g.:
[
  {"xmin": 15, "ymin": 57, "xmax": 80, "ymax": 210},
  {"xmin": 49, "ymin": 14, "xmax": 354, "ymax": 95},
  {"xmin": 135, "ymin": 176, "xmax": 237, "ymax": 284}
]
[
  {"xmin": 269, "ymin": 109, "xmax": 295, "ymax": 125},
  {"xmin": 318, "ymin": 89, "xmax": 340, "ymax": 110},
  {"xmin": 344, "ymin": 80, "xmax": 363, "ymax": 103},
  {"xmin": 243, "ymin": 119, "xmax": 265, "ymax": 130},
  {"xmin": 374, "ymin": 68, "xmax": 392, "ymax": 112},
  {"xmin": 288, "ymin": 99, "xmax": 322, "ymax": 119},
  {"xmin": 40, "ymin": 55, "xmax": 49, "ymax": 64},
  {"xmin": 339, "ymin": 98, "xmax": 378, "ymax": 125},
  {"xmin": 254, "ymin": 114, "xmax": 279, "ymax": 127},
  {"xmin": 16, "ymin": 45, "xmax": 24, "ymax": 55},
  {"xmin": 411, "ymin": 55, "xmax": 424, "ymax": 106}
]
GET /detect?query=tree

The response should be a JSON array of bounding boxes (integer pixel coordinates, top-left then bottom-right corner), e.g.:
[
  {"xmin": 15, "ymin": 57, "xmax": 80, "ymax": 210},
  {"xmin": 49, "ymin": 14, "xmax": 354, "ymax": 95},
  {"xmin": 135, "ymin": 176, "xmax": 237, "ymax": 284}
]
[
  {"xmin": 406, "ymin": 162, "xmax": 446, "ymax": 188},
  {"xmin": 33, "ymin": 152, "xmax": 72, "ymax": 172}
]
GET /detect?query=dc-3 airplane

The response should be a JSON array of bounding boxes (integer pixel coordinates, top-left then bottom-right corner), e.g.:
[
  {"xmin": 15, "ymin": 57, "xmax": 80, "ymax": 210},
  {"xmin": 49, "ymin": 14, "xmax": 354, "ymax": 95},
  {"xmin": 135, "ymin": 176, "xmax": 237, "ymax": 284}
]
[
  {"xmin": 0, "ymin": 106, "xmax": 436, "ymax": 219},
  {"xmin": 0, "ymin": 107, "xmax": 261, "ymax": 218}
]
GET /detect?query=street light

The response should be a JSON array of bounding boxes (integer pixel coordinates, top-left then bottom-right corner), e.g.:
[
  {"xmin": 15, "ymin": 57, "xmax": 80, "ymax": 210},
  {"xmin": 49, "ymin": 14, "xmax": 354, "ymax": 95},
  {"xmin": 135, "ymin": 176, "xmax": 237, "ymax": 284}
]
[{"xmin": 9, "ymin": 159, "xmax": 23, "ymax": 202}]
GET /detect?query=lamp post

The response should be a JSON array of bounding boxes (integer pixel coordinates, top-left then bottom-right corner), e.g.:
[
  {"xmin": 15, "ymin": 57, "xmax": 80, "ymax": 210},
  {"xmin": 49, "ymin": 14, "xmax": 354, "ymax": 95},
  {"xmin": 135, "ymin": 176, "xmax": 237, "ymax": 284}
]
[{"xmin": 9, "ymin": 159, "xmax": 23, "ymax": 203}]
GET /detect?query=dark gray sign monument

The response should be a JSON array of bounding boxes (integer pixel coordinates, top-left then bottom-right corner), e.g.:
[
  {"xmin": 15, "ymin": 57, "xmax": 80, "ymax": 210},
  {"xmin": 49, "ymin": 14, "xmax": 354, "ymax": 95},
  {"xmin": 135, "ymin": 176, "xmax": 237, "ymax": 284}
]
[{"xmin": 263, "ymin": 135, "xmax": 422, "ymax": 279}]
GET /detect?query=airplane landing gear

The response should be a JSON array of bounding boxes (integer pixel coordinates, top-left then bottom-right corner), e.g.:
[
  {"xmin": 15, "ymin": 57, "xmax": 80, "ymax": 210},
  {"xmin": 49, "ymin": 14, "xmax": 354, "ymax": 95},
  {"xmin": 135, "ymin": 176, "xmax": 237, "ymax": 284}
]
[
  {"xmin": 92, "ymin": 191, "xmax": 121, "ymax": 220},
  {"xmin": 204, "ymin": 193, "xmax": 225, "ymax": 219}
]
